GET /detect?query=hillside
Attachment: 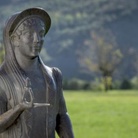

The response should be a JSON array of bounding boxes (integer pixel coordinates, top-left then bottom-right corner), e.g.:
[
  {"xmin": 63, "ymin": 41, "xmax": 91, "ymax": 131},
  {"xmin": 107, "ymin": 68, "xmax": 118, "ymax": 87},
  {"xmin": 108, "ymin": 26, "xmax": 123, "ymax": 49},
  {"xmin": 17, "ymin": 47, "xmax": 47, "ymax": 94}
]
[{"xmin": 0, "ymin": 0, "xmax": 138, "ymax": 80}]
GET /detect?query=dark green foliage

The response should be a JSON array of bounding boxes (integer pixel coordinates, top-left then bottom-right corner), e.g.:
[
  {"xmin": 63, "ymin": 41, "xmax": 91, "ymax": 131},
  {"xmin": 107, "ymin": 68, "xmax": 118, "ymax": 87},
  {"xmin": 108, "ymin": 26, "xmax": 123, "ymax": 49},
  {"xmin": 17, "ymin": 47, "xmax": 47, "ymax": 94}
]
[
  {"xmin": 63, "ymin": 79, "xmax": 92, "ymax": 90},
  {"xmin": 120, "ymin": 79, "xmax": 132, "ymax": 89},
  {"xmin": 63, "ymin": 78, "xmax": 138, "ymax": 91},
  {"xmin": 112, "ymin": 80, "xmax": 121, "ymax": 90},
  {"xmin": 131, "ymin": 77, "xmax": 138, "ymax": 89},
  {"xmin": 82, "ymin": 82, "xmax": 91, "ymax": 90}
]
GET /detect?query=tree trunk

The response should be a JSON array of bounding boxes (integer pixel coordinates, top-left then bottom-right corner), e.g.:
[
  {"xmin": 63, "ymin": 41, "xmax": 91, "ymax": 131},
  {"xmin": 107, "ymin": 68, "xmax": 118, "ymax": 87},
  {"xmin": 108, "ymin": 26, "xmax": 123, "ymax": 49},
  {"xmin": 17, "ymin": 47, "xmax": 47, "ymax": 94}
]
[
  {"xmin": 103, "ymin": 76, "xmax": 108, "ymax": 92},
  {"xmin": 103, "ymin": 75, "xmax": 112, "ymax": 92}
]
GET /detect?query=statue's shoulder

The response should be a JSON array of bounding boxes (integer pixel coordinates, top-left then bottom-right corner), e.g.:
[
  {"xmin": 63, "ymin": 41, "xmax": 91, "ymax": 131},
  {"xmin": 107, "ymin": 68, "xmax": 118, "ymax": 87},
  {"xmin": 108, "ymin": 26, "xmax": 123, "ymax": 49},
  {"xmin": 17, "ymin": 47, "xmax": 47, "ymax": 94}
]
[
  {"xmin": 52, "ymin": 67, "xmax": 62, "ymax": 77},
  {"xmin": 52, "ymin": 67, "xmax": 62, "ymax": 89},
  {"xmin": 43, "ymin": 65, "xmax": 62, "ymax": 85},
  {"xmin": 43, "ymin": 65, "xmax": 62, "ymax": 78}
]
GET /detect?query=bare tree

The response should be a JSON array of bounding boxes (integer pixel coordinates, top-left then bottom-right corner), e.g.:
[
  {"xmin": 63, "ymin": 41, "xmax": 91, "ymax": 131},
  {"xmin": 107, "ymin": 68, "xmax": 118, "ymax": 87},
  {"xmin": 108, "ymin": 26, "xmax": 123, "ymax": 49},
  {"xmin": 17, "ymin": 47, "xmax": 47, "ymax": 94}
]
[{"xmin": 79, "ymin": 28, "xmax": 123, "ymax": 91}]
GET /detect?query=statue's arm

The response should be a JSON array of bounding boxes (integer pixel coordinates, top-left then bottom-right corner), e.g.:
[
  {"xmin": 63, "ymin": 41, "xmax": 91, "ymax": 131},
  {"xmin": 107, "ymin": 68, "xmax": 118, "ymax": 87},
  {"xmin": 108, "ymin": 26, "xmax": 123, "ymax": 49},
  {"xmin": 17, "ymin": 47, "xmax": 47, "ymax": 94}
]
[
  {"xmin": 56, "ymin": 93, "xmax": 74, "ymax": 138},
  {"xmin": 0, "ymin": 79, "xmax": 33, "ymax": 133},
  {"xmin": 0, "ymin": 102, "xmax": 24, "ymax": 133},
  {"xmin": 53, "ymin": 68, "xmax": 74, "ymax": 138}
]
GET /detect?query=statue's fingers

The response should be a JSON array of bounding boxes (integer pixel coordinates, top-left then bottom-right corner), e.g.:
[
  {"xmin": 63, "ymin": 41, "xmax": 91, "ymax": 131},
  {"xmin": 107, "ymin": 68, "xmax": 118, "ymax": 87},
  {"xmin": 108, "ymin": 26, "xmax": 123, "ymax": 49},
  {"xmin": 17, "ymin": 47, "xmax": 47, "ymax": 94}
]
[
  {"xmin": 22, "ymin": 87, "xmax": 28, "ymax": 101},
  {"xmin": 28, "ymin": 88, "xmax": 34, "ymax": 104}
]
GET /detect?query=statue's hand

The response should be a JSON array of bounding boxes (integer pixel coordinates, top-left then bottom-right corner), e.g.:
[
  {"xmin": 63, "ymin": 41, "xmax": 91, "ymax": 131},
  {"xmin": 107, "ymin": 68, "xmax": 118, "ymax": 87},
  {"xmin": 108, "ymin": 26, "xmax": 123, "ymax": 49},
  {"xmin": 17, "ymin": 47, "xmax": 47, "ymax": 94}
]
[
  {"xmin": 20, "ymin": 77, "xmax": 34, "ymax": 109},
  {"xmin": 20, "ymin": 77, "xmax": 50, "ymax": 110}
]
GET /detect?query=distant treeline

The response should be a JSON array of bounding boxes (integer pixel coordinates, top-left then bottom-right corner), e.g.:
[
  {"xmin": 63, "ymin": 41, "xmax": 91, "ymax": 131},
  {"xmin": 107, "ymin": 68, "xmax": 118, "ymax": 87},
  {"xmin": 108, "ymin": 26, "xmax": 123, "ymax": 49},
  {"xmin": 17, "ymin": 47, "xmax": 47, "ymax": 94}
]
[
  {"xmin": 0, "ymin": 0, "xmax": 138, "ymax": 85},
  {"xmin": 63, "ymin": 77, "xmax": 138, "ymax": 91}
]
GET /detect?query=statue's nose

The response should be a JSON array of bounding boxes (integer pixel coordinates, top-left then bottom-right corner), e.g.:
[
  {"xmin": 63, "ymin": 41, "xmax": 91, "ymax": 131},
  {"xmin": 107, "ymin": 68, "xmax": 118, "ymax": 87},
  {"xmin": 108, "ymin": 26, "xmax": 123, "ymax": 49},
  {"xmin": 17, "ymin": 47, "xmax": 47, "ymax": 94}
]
[{"xmin": 34, "ymin": 32, "xmax": 40, "ymax": 43}]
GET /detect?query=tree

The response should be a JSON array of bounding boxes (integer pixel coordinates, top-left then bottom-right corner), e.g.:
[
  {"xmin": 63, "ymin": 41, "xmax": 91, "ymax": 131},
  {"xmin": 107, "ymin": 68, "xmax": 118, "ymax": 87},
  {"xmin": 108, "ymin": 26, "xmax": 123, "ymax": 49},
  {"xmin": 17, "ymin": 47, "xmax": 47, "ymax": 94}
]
[{"xmin": 79, "ymin": 28, "xmax": 123, "ymax": 91}]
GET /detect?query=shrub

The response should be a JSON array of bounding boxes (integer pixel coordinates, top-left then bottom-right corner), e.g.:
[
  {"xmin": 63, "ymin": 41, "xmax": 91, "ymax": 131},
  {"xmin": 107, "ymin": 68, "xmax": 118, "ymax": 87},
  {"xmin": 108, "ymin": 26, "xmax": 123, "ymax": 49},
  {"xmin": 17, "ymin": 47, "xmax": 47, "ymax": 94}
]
[
  {"xmin": 112, "ymin": 80, "xmax": 121, "ymax": 89},
  {"xmin": 63, "ymin": 78, "xmax": 93, "ymax": 90},
  {"xmin": 120, "ymin": 79, "xmax": 132, "ymax": 89},
  {"xmin": 131, "ymin": 77, "xmax": 138, "ymax": 89}
]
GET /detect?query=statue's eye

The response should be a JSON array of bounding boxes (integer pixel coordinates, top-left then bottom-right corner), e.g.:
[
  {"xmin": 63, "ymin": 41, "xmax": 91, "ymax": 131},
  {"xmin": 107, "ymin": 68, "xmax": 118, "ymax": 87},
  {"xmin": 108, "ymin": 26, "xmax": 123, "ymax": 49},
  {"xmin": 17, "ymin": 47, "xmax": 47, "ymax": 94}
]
[
  {"xmin": 22, "ymin": 30, "xmax": 32, "ymax": 37},
  {"xmin": 25, "ymin": 32, "xmax": 32, "ymax": 37},
  {"xmin": 39, "ymin": 30, "xmax": 45, "ymax": 37}
]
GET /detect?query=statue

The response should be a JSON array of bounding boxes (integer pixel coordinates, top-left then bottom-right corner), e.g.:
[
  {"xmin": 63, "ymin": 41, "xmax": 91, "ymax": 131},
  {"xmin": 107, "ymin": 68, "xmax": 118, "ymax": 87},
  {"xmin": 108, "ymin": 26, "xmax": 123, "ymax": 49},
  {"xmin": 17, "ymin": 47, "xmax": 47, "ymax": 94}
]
[{"xmin": 0, "ymin": 7, "xmax": 74, "ymax": 138}]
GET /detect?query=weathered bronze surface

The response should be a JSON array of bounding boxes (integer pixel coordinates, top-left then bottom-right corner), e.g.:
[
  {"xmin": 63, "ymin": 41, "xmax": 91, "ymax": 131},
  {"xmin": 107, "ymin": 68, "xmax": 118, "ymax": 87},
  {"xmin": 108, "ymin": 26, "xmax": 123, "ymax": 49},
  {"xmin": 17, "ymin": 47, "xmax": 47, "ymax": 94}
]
[{"xmin": 0, "ymin": 7, "xmax": 74, "ymax": 138}]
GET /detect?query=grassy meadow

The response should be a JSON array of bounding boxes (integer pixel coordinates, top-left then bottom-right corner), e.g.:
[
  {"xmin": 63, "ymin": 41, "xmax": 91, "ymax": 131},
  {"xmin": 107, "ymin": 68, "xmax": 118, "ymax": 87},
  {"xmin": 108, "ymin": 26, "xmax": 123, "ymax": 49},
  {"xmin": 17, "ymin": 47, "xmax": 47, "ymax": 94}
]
[{"xmin": 59, "ymin": 90, "xmax": 138, "ymax": 138}]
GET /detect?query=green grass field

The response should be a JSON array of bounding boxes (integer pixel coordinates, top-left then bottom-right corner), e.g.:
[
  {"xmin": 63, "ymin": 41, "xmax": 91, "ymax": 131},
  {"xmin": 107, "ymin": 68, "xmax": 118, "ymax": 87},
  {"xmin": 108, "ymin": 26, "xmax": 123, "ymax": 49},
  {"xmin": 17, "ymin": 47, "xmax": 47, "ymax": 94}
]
[{"xmin": 61, "ymin": 90, "xmax": 138, "ymax": 138}]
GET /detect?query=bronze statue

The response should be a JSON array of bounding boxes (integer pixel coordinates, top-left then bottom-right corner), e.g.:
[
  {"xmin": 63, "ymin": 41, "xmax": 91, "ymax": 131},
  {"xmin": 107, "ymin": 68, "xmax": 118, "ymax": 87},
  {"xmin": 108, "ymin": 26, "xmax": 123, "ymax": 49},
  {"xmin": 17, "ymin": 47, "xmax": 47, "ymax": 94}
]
[{"xmin": 0, "ymin": 7, "xmax": 74, "ymax": 138}]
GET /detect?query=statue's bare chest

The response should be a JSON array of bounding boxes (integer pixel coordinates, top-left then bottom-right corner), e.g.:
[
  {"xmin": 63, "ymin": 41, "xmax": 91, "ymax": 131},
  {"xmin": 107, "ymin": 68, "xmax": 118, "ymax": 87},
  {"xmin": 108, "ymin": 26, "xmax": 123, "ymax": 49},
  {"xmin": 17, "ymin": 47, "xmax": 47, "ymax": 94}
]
[{"xmin": 26, "ymin": 69, "xmax": 46, "ymax": 103}]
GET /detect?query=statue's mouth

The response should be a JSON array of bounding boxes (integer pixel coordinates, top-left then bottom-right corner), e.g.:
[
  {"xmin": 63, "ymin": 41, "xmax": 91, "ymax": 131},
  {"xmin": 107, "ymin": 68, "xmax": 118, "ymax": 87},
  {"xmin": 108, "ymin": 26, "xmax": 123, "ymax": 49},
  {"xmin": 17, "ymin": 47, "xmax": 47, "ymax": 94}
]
[
  {"xmin": 33, "ymin": 45, "xmax": 41, "ymax": 50},
  {"xmin": 33, "ymin": 47, "xmax": 40, "ymax": 50}
]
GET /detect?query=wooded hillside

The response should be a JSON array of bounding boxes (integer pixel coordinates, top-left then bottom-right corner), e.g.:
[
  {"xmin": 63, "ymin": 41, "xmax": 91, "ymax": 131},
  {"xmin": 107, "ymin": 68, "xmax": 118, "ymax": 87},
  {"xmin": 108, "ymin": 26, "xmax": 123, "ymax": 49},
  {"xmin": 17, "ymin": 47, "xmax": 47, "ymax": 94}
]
[{"xmin": 0, "ymin": 0, "xmax": 138, "ymax": 82}]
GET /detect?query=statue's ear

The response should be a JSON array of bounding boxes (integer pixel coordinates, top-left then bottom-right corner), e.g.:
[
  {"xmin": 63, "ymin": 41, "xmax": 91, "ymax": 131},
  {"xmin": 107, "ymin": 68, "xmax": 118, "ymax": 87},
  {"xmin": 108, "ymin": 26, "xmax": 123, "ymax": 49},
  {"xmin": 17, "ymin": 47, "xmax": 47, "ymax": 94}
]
[{"xmin": 10, "ymin": 35, "xmax": 19, "ymax": 47}]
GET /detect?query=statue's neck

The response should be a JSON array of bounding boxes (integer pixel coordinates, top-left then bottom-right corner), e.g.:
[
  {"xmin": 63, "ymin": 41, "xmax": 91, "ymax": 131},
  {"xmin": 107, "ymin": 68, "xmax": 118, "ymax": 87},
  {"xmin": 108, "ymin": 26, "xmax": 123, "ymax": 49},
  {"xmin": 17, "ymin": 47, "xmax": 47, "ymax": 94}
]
[{"xmin": 14, "ymin": 51, "xmax": 40, "ymax": 73}]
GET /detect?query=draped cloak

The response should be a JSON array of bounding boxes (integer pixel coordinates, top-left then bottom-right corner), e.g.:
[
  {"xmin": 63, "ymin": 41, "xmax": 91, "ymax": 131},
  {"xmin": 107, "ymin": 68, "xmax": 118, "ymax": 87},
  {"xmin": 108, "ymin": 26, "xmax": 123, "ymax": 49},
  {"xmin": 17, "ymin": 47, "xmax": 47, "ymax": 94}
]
[{"xmin": 0, "ymin": 12, "xmax": 72, "ymax": 138}]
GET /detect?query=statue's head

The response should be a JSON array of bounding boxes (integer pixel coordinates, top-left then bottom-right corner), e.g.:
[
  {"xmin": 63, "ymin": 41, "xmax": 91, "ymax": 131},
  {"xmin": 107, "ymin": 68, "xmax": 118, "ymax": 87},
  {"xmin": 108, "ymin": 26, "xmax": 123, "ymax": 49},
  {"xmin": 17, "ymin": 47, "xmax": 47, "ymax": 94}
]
[
  {"xmin": 2, "ymin": 7, "xmax": 51, "ymax": 89},
  {"xmin": 11, "ymin": 17, "xmax": 46, "ymax": 58},
  {"xmin": 9, "ymin": 7, "xmax": 51, "ymax": 37},
  {"xmin": 7, "ymin": 7, "xmax": 51, "ymax": 58}
]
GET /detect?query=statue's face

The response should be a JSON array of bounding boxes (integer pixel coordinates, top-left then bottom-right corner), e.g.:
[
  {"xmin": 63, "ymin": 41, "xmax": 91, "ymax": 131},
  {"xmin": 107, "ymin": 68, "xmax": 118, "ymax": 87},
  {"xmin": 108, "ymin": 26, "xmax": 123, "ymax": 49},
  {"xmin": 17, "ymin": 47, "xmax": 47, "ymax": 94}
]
[{"xmin": 13, "ymin": 18, "xmax": 45, "ymax": 58}]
